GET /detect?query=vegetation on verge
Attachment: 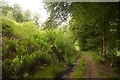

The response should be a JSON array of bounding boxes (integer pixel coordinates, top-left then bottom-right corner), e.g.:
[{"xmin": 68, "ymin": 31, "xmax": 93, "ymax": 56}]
[
  {"xmin": 72, "ymin": 52, "xmax": 86, "ymax": 78},
  {"xmin": 45, "ymin": 2, "xmax": 120, "ymax": 75},
  {"xmin": 1, "ymin": 17, "xmax": 79, "ymax": 79},
  {"xmin": 1, "ymin": 0, "xmax": 120, "ymax": 79},
  {"xmin": 90, "ymin": 51, "xmax": 119, "ymax": 78}
]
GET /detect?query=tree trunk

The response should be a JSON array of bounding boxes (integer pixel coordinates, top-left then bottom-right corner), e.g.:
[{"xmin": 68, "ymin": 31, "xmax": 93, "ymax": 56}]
[
  {"xmin": 102, "ymin": 35, "xmax": 106, "ymax": 60},
  {"xmin": 117, "ymin": 21, "xmax": 120, "ymax": 51}
]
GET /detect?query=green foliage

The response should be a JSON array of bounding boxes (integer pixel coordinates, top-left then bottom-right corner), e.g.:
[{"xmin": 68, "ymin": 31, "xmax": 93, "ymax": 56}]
[
  {"xmin": 23, "ymin": 10, "xmax": 31, "ymax": 22},
  {"xmin": 2, "ymin": 60, "xmax": 12, "ymax": 79},
  {"xmin": 44, "ymin": 2, "xmax": 70, "ymax": 23},
  {"xmin": 2, "ymin": 17, "xmax": 78, "ymax": 78},
  {"xmin": 32, "ymin": 63, "xmax": 65, "ymax": 78},
  {"xmin": 90, "ymin": 51, "xmax": 103, "ymax": 63},
  {"xmin": 46, "ymin": 2, "xmax": 120, "ymax": 74},
  {"xmin": 2, "ymin": 1, "xmax": 119, "ymax": 78},
  {"xmin": 72, "ymin": 52, "xmax": 86, "ymax": 78},
  {"xmin": 1, "ymin": 18, "xmax": 15, "ymax": 37},
  {"xmin": 106, "ymin": 52, "xmax": 120, "ymax": 73},
  {"xmin": 46, "ymin": 2, "xmax": 119, "ymax": 53},
  {"xmin": 0, "ymin": 1, "xmax": 38, "ymax": 23},
  {"xmin": 7, "ymin": 39, "xmax": 16, "ymax": 52},
  {"xmin": 32, "ymin": 13, "xmax": 40, "ymax": 25}
]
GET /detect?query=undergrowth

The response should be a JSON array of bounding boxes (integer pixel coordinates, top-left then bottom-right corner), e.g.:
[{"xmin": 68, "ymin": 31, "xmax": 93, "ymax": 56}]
[
  {"xmin": 2, "ymin": 17, "xmax": 80, "ymax": 79},
  {"xmin": 90, "ymin": 51, "xmax": 119, "ymax": 78},
  {"xmin": 72, "ymin": 52, "xmax": 86, "ymax": 78}
]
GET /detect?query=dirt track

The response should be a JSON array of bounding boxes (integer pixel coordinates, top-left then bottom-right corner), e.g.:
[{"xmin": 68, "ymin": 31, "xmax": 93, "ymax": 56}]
[
  {"xmin": 60, "ymin": 51, "xmax": 117, "ymax": 79},
  {"xmin": 60, "ymin": 52, "xmax": 99, "ymax": 79},
  {"xmin": 85, "ymin": 53, "xmax": 98, "ymax": 78},
  {"xmin": 61, "ymin": 54, "xmax": 82, "ymax": 79}
]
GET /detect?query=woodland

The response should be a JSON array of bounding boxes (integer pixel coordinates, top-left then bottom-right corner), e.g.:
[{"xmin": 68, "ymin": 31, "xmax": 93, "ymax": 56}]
[{"xmin": 1, "ymin": 1, "xmax": 120, "ymax": 79}]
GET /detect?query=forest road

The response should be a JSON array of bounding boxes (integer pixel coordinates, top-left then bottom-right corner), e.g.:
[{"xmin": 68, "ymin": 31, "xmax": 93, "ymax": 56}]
[
  {"xmin": 84, "ymin": 52, "xmax": 98, "ymax": 78},
  {"xmin": 61, "ymin": 52, "xmax": 98, "ymax": 79},
  {"xmin": 59, "ymin": 51, "xmax": 118, "ymax": 79},
  {"xmin": 60, "ymin": 53, "xmax": 82, "ymax": 79}
]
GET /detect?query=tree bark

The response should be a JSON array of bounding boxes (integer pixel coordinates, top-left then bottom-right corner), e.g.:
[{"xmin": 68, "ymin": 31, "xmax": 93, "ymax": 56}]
[
  {"xmin": 102, "ymin": 35, "xmax": 106, "ymax": 60},
  {"xmin": 117, "ymin": 25, "xmax": 120, "ymax": 51}
]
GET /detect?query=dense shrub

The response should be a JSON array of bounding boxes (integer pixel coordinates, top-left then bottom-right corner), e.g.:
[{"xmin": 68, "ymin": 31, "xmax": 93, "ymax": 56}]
[{"xmin": 2, "ymin": 17, "xmax": 79, "ymax": 78}]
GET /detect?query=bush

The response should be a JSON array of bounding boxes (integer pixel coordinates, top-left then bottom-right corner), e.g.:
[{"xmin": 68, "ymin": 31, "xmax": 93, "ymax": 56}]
[{"xmin": 2, "ymin": 18, "xmax": 79, "ymax": 78}]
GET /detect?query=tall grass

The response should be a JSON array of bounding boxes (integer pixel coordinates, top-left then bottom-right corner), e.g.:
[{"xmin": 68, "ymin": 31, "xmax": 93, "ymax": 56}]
[
  {"xmin": 72, "ymin": 52, "xmax": 86, "ymax": 78},
  {"xmin": 2, "ymin": 17, "xmax": 80, "ymax": 79}
]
